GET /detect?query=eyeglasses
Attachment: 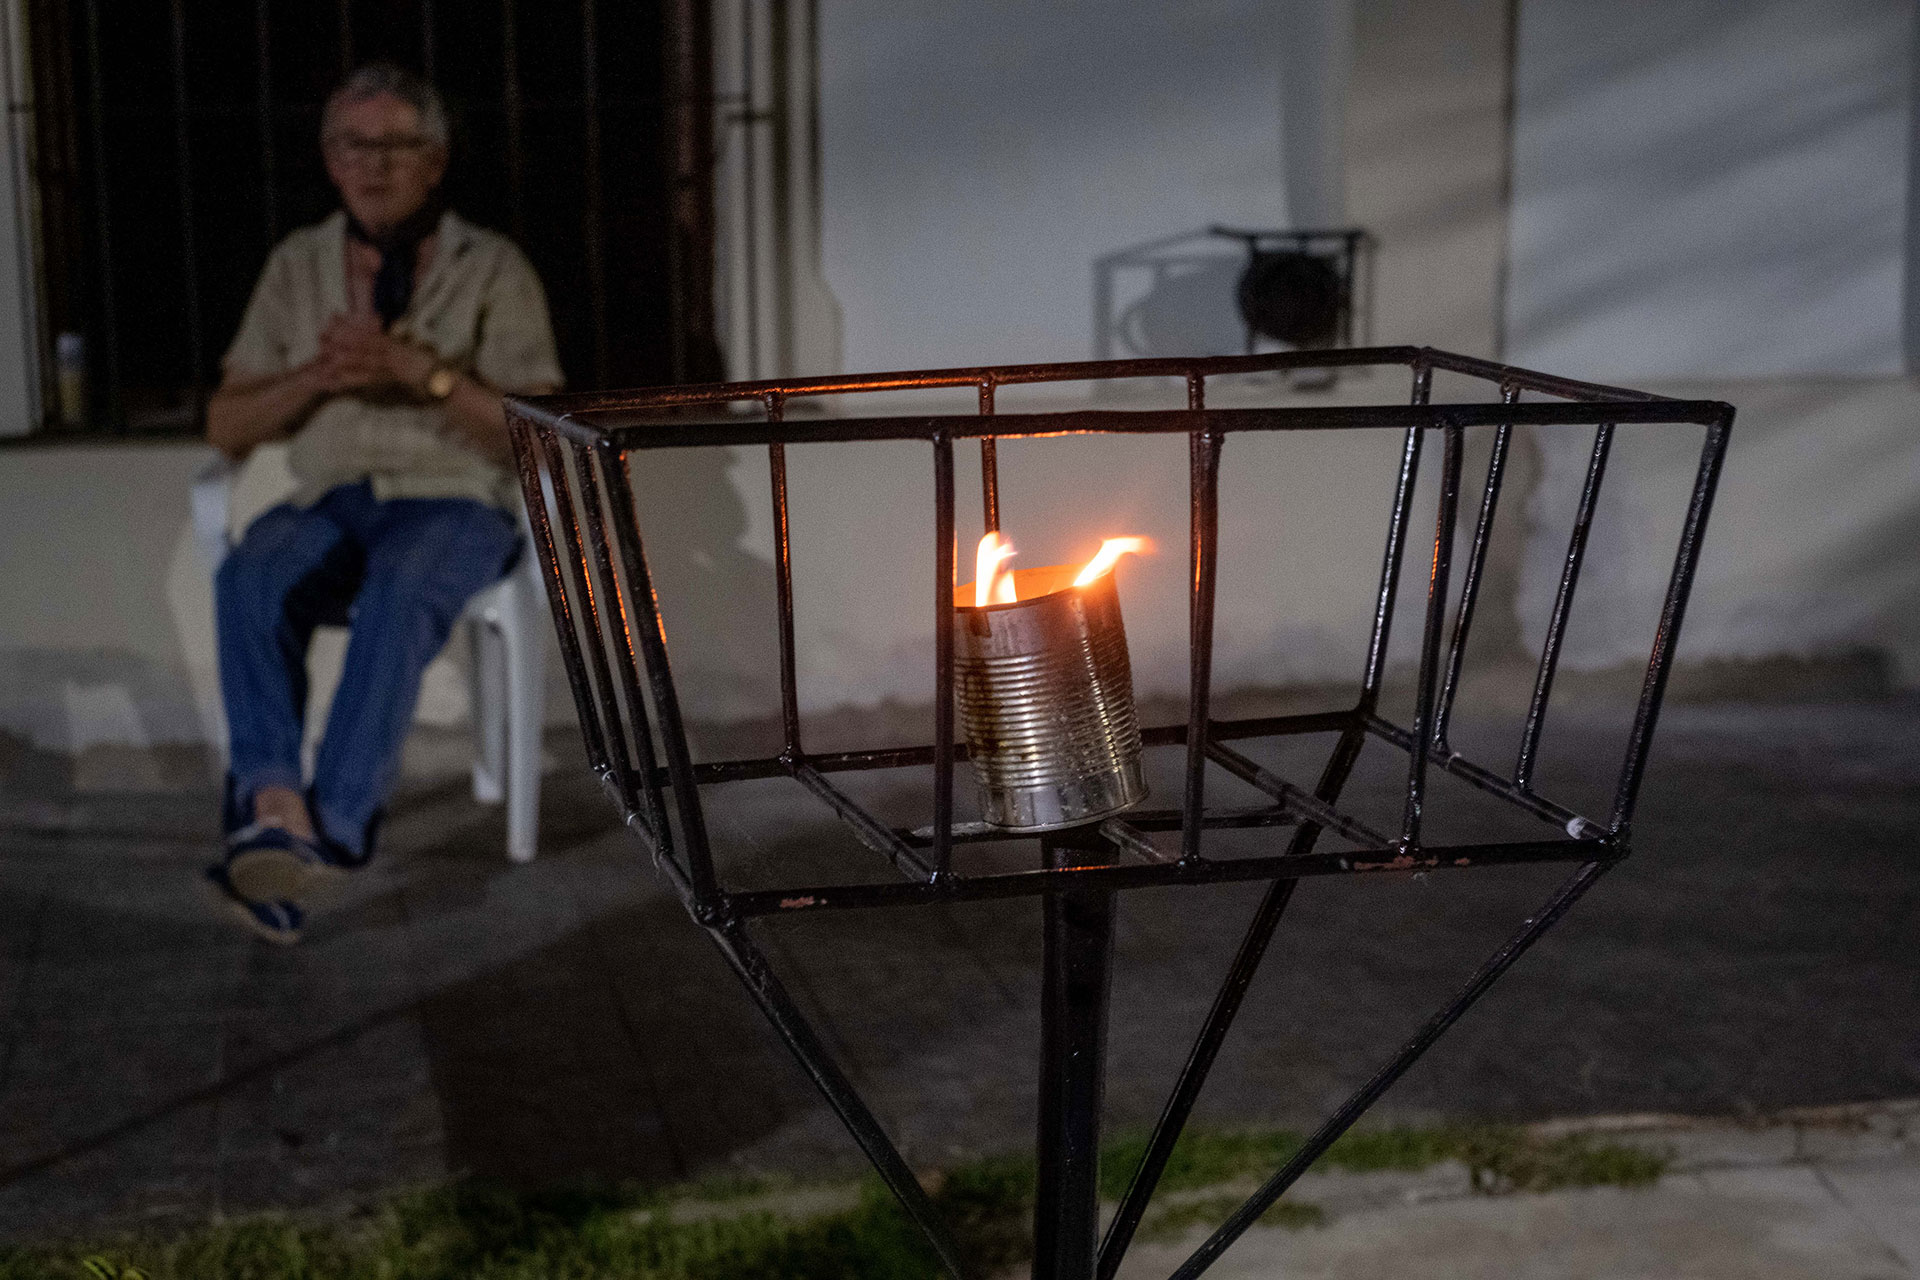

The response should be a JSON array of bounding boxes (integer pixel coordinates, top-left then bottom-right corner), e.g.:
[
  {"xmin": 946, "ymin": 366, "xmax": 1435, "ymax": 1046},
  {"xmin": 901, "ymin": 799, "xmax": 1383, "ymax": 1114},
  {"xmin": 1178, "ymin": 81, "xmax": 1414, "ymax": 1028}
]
[{"xmin": 325, "ymin": 132, "xmax": 437, "ymax": 165}]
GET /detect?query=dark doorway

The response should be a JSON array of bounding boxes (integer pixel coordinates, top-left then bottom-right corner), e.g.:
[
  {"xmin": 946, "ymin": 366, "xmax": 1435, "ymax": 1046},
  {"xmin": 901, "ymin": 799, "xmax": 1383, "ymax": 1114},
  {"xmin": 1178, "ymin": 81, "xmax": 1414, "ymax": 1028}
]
[{"xmin": 24, "ymin": 0, "xmax": 676, "ymax": 434}]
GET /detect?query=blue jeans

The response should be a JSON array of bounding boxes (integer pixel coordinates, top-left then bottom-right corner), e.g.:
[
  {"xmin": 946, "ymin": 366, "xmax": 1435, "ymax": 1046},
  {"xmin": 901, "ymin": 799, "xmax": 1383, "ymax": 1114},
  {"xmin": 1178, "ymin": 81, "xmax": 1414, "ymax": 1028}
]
[{"xmin": 216, "ymin": 480, "xmax": 520, "ymax": 859}]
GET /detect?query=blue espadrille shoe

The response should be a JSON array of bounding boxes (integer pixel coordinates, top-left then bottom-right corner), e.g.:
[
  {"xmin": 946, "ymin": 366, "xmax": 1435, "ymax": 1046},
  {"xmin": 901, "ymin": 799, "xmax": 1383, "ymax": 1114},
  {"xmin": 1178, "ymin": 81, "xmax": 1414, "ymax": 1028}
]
[
  {"xmin": 204, "ymin": 863, "xmax": 305, "ymax": 946},
  {"xmin": 225, "ymin": 823, "xmax": 349, "ymax": 904}
]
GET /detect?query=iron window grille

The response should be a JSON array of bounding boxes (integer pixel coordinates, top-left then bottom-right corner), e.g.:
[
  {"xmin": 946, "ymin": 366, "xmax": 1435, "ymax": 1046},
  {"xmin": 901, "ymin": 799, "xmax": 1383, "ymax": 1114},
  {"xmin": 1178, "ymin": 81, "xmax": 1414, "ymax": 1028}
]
[
  {"xmin": 8, "ymin": 0, "xmax": 692, "ymax": 435},
  {"xmin": 506, "ymin": 346, "xmax": 1731, "ymax": 1280}
]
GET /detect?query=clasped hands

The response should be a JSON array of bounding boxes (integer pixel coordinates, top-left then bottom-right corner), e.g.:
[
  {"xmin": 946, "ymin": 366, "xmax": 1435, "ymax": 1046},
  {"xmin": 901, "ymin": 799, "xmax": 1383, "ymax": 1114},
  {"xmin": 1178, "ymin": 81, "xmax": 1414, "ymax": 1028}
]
[{"xmin": 307, "ymin": 313, "xmax": 440, "ymax": 399}]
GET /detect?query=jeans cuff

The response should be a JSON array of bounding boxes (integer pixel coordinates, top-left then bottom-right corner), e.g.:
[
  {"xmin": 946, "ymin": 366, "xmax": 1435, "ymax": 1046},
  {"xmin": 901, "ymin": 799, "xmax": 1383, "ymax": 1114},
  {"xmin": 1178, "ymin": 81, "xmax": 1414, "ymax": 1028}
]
[
  {"xmin": 226, "ymin": 767, "xmax": 305, "ymax": 832},
  {"xmin": 311, "ymin": 797, "xmax": 378, "ymax": 866}
]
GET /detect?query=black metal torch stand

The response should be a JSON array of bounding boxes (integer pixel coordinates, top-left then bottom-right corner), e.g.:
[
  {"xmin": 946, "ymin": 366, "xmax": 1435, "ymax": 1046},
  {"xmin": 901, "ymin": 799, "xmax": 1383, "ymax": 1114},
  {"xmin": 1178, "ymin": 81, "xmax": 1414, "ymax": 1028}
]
[
  {"xmin": 1037, "ymin": 828, "xmax": 1116, "ymax": 1279},
  {"xmin": 506, "ymin": 348, "xmax": 1731, "ymax": 1280}
]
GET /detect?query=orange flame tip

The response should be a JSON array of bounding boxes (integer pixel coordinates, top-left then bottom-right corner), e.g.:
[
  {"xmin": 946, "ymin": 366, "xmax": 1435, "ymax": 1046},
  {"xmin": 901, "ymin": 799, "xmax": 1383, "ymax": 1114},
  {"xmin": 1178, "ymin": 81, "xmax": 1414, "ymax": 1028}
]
[{"xmin": 1073, "ymin": 536, "xmax": 1150, "ymax": 587}]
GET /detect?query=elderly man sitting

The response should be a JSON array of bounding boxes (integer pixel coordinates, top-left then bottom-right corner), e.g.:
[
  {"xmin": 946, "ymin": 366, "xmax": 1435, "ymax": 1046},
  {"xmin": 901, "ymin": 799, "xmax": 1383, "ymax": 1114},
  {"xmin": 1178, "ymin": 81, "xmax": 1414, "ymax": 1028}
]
[{"xmin": 205, "ymin": 63, "xmax": 561, "ymax": 942}]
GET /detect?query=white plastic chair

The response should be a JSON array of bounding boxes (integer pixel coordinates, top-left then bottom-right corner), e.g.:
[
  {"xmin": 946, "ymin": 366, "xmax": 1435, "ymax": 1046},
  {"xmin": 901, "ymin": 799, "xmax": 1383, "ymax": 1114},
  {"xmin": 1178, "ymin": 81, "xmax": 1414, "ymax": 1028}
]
[{"xmin": 191, "ymin": 455, "xmax": 547, "ymax": 862}]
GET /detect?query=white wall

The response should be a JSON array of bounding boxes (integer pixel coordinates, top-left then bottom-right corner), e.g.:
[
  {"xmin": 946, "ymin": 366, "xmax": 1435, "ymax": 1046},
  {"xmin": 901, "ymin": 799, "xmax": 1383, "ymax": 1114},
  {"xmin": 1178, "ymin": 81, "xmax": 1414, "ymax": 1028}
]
[
  {"xmin": 1505, "ymin": 0, "xmax": 1912, "ymax": 381},
  {"xmin": 642, "ymin": 0, "xmax": 1523, "ymax": 725},
  {"xmin": 0, "ymin": 443, "xmax": 571, "ymax": 770},
  {"xmin": 818, "ymin": 0, "xmax": 1295, "ymax": 373},
  {"xmin": 1506, "ymin": 0, "xmax": 1920, "ymax": 685},
  {"xmin": 0, "ymin": 445, "xmax": 220, "ymax": 754},
  {"xmin": 1520, "ymin": 379, "xmax": 1920, "ymax": 686}
]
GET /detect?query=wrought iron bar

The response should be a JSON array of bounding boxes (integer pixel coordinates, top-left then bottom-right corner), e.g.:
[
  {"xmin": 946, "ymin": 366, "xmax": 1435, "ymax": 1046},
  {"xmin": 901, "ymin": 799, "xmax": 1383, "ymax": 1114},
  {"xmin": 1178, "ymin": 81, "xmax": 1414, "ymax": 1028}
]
[
  {"xmin": 1434, "ymin": 385, "xmax": 1519, "ymax": 749},
  {"xmin": 932, "ymin": 432, "xmax": 956, "ymax": 879},
  {"xmin": 420, "ymin": 0, "xmax": 437, "ymax": 79},
  {"xmin": 577, "ymin": 444, "xmax": 671, "ymax": 844},
  {"xmin": 1366, "ymin": 713, "xmax": 1602, "ymax": 840},
  {"xmin": 908, "ymin": 807, "xmax": 1296, "ymax": 851},
  {"xmin": 1609, "ymin": 416, "xmax": 1733, "ymax": 833},
  {"xmin": 979, "ymin": 377, "xmax": 1001, "ymax": 532},
  {"xmin": 1034, "ymin": 827, "xmax": 1116, "ymax": 1280},
  {"xmin": 1169, "ymin": 860, "xmax": 1612, "ymax": 1279},
  {"xmin": 703, "ymin": 920, "xmax": 968, "ymax": 1280},
  {"xmin": 1400, "ymin": 424, "xmax": 1464, "ymax": 849},
  {"xmin": 638, "ymin": 707, "xmax": 1357, "ymax": 789},
  {"xmin": 717, "ymin": 837, "xmax": 1596, "ymax": 920},
  {"xmin": 1359, "ymin": 359, "xmax": 1430, "ymax": 708},
  {"xmin": 500, "ymin": 0, "xmax": 526, "ymax": 242},
  {"xmin": 1097, "ymin": 818, "xmax": 1171, "ymax": 864},
  {"xmin": 582, "ymin": 0, "xmax": 609, "ymax": 387},
  {"xmin": 766, "ymin": 394, "xmax": 803, "ymax": 758},
  {"xmin": 598, "ymin": 447, "xmax": 723, "ymax": 905},
  {"xmin": 1180, "ymin": 375, "xmax": 1218, "ymax": 862},
  {"xmin": 792, "ymin": 764, "xmax": 935, "ymax": 881},
  {"xmin": 505, "ymin": 413, "xmax": 613, "ymax": 777},
  {"xmin": 579, "ymin": 400, "xmax": 1722, "ymax": 453},
  {"xmin": 1204, "ymin": 741, "xmax": 1391, "ymax": 848},
  {"xmin": 79, "ymin": 0, "xmax": 120, "ymax": 429},
  {"xmin": 168, "ymin": 0, "xmax": 205, "ymax": 420},
  {"xmin": 532, "ymin": 347, "xmax": 1428, "ymax": 417},
  {"xmin": 545, "ymin": 435, "xmax": 642, "ymax": 810},
  {"xmin": 254, "ymin": 0, "xmax": 278, "ymax": 245},
  {"xmin": 1515, "ymin": 422, "xmax": 1614, "ymax": 790},
  {"xmin": 1096, "ymin": 724, "xmax": 1368, "ymax": 1278}
]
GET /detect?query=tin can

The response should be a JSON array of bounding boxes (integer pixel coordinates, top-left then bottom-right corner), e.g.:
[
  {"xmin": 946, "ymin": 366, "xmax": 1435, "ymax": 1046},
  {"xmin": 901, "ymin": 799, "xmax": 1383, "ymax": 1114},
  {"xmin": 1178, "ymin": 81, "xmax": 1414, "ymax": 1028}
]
[{"xmin": 953, "ymin": 566, "xmax": 1147, "ymax": 831}]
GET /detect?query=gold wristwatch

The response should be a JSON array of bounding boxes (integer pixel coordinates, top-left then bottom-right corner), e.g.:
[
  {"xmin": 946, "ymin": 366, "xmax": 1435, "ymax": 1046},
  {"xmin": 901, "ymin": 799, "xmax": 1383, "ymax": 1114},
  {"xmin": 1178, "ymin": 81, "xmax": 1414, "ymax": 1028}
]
[{"xmin": 423, "ymin": 363, "xmax": 459, "ymax": 400}]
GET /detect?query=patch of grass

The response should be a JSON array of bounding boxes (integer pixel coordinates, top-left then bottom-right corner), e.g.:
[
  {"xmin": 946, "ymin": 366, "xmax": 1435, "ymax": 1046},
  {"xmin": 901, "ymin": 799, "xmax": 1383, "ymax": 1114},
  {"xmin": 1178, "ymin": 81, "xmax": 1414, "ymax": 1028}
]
[
  {"xmin": 1098, "ymin": 1122, "xmax": 1665, "ymax": 1201},
  {"xmin": 672, "ymin": 1170, "xmax": 781, "ymax": 1206},
  {"xmin": 0, "ymin": 1124, "xmax": 1663, "ymax": 1280},
  {"xmin": 1444, "ymin": 1128, "xmax": 1667, "ymax": 1193}
]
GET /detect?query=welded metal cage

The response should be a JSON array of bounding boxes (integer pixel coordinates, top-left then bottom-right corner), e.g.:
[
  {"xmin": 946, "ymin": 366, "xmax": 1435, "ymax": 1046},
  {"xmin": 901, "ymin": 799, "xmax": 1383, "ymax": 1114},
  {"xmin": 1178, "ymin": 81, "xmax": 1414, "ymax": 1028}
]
[{"xmin": 505, "ymin": 347, "xmax": 1731, "ymax": 1280}]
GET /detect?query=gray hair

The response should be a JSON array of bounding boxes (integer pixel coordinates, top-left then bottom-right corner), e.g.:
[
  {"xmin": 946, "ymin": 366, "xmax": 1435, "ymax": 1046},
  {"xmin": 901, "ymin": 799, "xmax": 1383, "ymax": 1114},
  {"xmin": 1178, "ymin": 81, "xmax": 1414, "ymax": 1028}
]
[{"xmin": 321, "ymin": 63, "xmax": 449, "ymax": 147}]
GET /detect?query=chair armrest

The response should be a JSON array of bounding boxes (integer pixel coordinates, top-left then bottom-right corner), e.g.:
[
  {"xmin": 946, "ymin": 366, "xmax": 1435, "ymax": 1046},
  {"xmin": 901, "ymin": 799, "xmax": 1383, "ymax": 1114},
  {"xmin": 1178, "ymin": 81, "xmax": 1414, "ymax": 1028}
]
[{"xmin": 190, "ymin": 454, "xmax": 238, "ymax": 575}]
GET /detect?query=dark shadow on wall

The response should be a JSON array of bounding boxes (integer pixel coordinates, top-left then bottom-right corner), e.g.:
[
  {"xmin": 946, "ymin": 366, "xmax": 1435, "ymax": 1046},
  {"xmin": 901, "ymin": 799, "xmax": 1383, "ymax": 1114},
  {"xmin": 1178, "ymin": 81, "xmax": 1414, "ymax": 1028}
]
[
  {"xmin": 618, "ymin": 444, "xmax": 785, "ymax": 734},
  {"xmin": 1092, "ymin": 230, "xmax": 1249, "ymax": 361}
]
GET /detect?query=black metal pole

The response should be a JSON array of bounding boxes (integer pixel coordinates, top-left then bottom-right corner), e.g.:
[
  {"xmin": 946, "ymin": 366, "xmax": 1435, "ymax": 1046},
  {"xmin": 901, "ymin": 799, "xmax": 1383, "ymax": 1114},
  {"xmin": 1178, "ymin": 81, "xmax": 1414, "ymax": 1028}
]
[{"xmin": 1034, "ymin": 826, "xmax": 1116, "ymax": 1280}]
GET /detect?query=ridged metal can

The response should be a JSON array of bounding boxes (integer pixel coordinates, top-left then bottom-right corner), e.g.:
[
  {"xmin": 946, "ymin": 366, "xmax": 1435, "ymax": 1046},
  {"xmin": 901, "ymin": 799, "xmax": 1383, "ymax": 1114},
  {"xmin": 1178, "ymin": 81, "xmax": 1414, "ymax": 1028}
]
[{"xmin": 953, "ymin": 566, "xmax": 1147, "ymax": 831}]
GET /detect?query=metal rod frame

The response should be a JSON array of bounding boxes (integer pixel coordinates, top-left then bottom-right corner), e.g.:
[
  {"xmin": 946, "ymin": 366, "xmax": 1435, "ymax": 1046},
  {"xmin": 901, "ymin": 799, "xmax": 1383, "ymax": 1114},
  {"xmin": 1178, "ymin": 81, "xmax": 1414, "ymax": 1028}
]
[{"xmin": 506, "ymin": 345, "xmax": 1731, "ymax": 1279}]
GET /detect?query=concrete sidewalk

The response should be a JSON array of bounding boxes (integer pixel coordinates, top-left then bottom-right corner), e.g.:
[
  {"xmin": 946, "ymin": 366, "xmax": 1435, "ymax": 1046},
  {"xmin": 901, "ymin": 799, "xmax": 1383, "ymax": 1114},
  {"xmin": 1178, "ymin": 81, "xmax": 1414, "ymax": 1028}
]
[
  {"xmin": 0, "ymin": 696, "xmax": 1916, "ymax": 1247},
  {"xmin": 1114, "ymin": 1105, "xmax": 1920, "ymax": 1279}
]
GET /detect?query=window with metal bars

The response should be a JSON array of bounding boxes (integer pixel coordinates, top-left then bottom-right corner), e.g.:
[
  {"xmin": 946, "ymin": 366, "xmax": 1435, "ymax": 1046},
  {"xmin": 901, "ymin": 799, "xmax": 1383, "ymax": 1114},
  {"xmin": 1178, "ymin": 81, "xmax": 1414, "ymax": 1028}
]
[{"xmin": 14, "ymin": 0, "xmax": 679, "ymax": 436}]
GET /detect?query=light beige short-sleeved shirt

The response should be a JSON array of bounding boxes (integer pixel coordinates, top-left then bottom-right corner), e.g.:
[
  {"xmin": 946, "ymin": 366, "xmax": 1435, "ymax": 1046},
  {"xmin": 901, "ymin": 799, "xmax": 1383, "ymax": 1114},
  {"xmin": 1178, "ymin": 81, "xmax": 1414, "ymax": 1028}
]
[{"xmin": 223, "ymin": 209, "xmax": 564, "ymax": 509}]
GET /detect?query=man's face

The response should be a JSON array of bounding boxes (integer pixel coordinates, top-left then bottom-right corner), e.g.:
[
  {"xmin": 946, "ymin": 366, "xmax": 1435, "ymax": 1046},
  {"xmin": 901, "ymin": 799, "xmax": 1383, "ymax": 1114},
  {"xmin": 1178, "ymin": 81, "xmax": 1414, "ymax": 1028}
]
[{"xmin": 322, "ymin": 92, "xmax": 447, "ymax": 235}]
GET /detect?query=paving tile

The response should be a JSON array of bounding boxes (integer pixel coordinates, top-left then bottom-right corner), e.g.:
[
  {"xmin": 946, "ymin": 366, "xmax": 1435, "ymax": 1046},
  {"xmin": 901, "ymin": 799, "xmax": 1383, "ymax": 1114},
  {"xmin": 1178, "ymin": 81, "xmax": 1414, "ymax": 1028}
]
[
  {"xmin": 1658, "ymin": 1120, "xmax": 1801, "ymax": 1171},
  {"xmin": 215, "ymin": 1013, "xmax": 442, "ymax": 1164},
  {"xmin": 0, "ymin": 1015, "xmax": 225, "ymax": 1161},
  {"xmin": 1115, "ymin": 1174, "xmax": 1914, "ymax": 1280},
  {"xmin": 1822, "ymin": 1157, "xmax": 1920, "ymax": 1271},
  {"xmin": 1798, "ymin": 1110, "xmax": 1920, "ymax": 1165},
  {"xmin": 0, "ymin": 1098, "xmax": 221, "ymax": 1236}
]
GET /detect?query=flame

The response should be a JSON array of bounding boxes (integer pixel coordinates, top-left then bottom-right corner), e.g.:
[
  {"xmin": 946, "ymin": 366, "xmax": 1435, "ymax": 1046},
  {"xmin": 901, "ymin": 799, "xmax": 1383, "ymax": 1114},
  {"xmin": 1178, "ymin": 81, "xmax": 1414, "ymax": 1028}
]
[
  {"xmin": 974, "ymin": 530, "xmax": 1018, "ymax": 607},
  {"xmin": 968, "ymin": 532, "xmax": 1150, "ymax": 604},
  {"xmin": 1073, "ymin": 536, "xmax": 1150, "ymax": 587}
]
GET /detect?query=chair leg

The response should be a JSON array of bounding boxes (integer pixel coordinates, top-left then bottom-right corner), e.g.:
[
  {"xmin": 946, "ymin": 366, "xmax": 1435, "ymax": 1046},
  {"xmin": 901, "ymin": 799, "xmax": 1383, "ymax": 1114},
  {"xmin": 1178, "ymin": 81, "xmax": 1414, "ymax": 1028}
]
[
  {"xmin": 470, "ymin": 617, "xmax": 508, "ymax": 805},
  {"xmin": 502, "ymin": 581, "xmax": 546, "ymax": 864}
]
